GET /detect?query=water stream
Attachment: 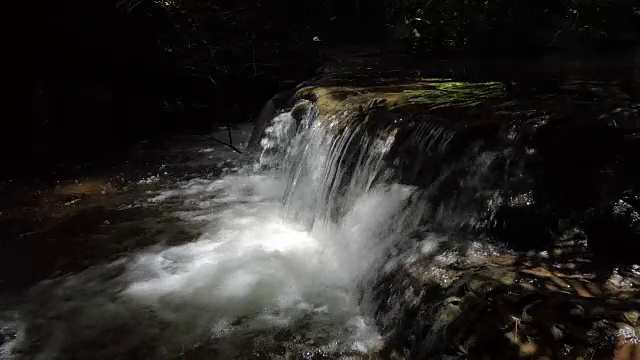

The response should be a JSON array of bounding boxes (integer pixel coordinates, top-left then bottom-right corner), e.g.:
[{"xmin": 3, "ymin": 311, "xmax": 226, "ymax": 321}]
[
  {"xmin": 0, "ymin": 106, "xmax": 433, "ymax": 359},
  {"xmin": 2, "ymin": 66, "xmax": 639, "ymax": 358}
]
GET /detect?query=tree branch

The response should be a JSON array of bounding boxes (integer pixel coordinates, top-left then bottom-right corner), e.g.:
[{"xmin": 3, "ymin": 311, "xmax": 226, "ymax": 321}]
[{"xmin": 204, "ymin": 136, "xmax": 243, "ymax": 153}]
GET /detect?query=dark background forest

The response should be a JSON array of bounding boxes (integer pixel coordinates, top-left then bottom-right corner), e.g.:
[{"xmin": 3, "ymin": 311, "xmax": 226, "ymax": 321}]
[{"xmin": 11, "ymin": 0, "xmax": 640, "ymax": 178}]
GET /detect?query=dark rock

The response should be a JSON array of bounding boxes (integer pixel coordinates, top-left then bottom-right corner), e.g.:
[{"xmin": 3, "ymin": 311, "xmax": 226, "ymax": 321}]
[
  {"xmin": 551, "ymin": 324, "xmax": 566, "ymax": 340},
  {"xmin": 569, "ymin": 305, "xmax": 585, "ymax": 317},
  {"xmin": 491, "ymin": 202, "xmax": 555, "ymax": 250},
  {"xmin": 586, "ymin": 192, "xmax": 640, "ymax": 263},
  {"xmin": 372, "ymin": 232, "xmax": 640, "ymax": 360},
  {"xmin": 290, "ymin": 100, "xmax": 313, "ymax": 123},
  {"xmin": 248, "ymin": 92, "xmax": 293, "ymax": 149}
]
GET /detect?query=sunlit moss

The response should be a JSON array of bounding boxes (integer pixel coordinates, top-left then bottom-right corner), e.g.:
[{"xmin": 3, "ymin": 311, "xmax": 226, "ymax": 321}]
[
  {"xmin": 298, "ymin": 80, "xmax": 505, "ymax": 116},
  {"xmin": 402, "ymin": 81, "xmax": 505, "ymax": 109}
]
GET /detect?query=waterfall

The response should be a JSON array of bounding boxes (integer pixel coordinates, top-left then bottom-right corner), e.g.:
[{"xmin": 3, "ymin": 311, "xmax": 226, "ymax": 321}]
[
  {"xmin": 256, "ymin": 103, "xmax": 454, "ymax": 286},
  {"xmin": 4, "ymin": 56, "xmax": 637, "ymax": 360},
  {"xmin": 257, "ymin": 100, "xmax": 499, "ymax": 240},
  {"xmin": 5, "ymin": 98, "xmax": 522, "ymax": 360}
]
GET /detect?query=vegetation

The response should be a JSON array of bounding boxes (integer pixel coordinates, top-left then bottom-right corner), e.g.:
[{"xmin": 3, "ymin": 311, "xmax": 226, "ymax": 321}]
[
  {"xmin": 386, "ymin": 0, "xmax": 640, "ymax": 51},
  {"xmin": 403, "ymin": 81, "xmax": 505, "ymax": 109},
  {"xmin": 14, "ymin": 0, "xmax": 638, "ymax": 178}
]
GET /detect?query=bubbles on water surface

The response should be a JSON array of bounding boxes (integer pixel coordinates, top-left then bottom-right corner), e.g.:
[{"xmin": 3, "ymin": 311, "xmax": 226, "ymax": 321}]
[
  {"xmin": 6, "ymin": 150, "xmax": 397, "ymax": 359},
  {"xmin": 5, "ymin": 107, "xmax": 471, "ymax": 359}
]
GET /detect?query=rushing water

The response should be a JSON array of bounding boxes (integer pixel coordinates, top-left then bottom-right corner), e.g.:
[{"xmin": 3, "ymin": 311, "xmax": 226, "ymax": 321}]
[
  {"xmin": 3, "ymin": 54, "xmax": 638, "ymax": 359},
  {"xmin": 4, "ymin": 71, "xmax": 638, "ymax": 358},
  {"xmin": 0, "ymin": 105, "xmax": 432, "ymax": 360}
]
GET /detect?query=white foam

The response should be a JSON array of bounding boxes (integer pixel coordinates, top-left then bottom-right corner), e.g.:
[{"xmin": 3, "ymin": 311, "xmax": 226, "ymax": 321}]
[
  {"xmin": 12, "ymin": 112, "xmax": 418, "ymax": 359},
  {"xmin": 13, "ymin": 169, "xmax": 393, "ymax": 358}
]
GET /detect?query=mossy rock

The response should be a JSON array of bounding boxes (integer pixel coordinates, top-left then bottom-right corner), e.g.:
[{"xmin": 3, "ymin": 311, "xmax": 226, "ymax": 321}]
[{"xmin": 296, "ymin": 78, "xmax": 508, "ymax": 131}]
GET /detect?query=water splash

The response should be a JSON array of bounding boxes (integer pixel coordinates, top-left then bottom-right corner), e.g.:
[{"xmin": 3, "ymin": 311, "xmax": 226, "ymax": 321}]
[{"xmin": 5, "ymin": 100, "xmax": 497, "ymax": 359}]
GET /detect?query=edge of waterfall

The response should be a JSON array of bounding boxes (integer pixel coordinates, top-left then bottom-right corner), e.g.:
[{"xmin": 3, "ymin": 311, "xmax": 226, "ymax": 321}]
[{"xmin": 253, "ymin": 57, "xmax": 640, "ymax": 359}]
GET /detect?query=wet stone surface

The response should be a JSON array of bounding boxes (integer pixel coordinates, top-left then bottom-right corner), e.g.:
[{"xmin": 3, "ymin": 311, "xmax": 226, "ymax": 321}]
[{"xmin": 373, "ymin": 238, "xmax": 640, "ymax": 359}]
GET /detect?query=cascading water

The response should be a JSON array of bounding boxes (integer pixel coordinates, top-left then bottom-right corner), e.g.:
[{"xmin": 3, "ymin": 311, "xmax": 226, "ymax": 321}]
[
  {"xmin": 3, "ymin": 101, "xmax": 446, "ymax": 360},
  {"xmin": 4, "ymin": 57, "xmax": 638, "ymax": 360}
]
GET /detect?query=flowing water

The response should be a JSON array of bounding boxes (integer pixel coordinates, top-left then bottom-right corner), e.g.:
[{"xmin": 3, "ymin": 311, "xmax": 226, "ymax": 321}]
[
  {"xmin": 0, "ymin": 107, "xmax": 435, "ymax": 359},
  {"xmin": 2, "ymin": 58, "xmax": 639, "ymax": 358}
]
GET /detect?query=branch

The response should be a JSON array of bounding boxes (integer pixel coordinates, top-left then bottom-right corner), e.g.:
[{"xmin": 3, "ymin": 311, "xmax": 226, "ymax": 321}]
[{"xmin": 203, "ymin": 135, "xmax": 243, "ymax": 154}]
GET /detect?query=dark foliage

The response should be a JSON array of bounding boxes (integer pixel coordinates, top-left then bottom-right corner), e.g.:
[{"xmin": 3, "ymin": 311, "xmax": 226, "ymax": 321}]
[{"xmin": 14, "ymin": 0, "xmax": 639, "ymax": 178}]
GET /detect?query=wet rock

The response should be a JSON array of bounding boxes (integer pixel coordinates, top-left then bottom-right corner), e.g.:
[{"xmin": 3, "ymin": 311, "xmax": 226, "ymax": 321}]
[
  {"xmin": 291, "ymin": 100, "xmax": 313, "ymax": 123},
  {"xmin": 491, "ymin": 203, "xmax": 554, "ymax": 250},
  {"xmin": 248, "ymin": 92, "xmax": 291, "ymax": 149},
  {"xmin": 570, "ymin": 304, "xmax": 585, "ymax": 317},
  {"xmin": 296, "ymin": 79, "xmax": 506, "ymax": 123},
  {"xmin": 374, "ymin": 243, "xmax": 640, "ymax": 360},
  {"xmin": 623, "ymin": 311, "xmax": 639, "ymax": 326},
  {"xmin": 551, "ymin": 324, "xmax": 566, "ymax": 340},
  {"xmin": 587, "ymin": 193, "xmax": 640, "ymax": 263}
]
